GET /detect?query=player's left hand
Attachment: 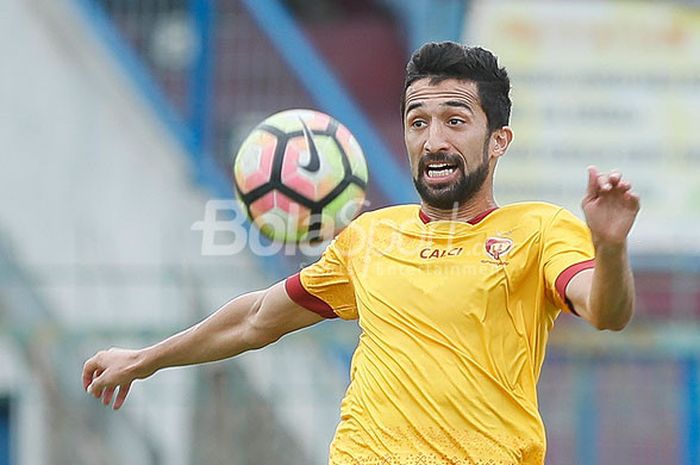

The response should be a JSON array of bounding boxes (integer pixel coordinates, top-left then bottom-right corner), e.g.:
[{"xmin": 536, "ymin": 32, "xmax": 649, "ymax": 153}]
[{"xmin": 581, "ymin": 166, "xmax": 640, "ymax": 247}]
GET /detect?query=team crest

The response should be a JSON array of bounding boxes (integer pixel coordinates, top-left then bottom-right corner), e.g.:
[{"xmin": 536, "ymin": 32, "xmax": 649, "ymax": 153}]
[{"xmin": 485, "ymin": 237, "xmax": 513, "ymax": 261}]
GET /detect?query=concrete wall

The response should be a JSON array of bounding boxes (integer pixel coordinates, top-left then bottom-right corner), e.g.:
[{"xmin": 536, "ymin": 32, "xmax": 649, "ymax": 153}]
[{"xmin": 0, "ymin": 0, "xmax": 268, "ymax": 464}]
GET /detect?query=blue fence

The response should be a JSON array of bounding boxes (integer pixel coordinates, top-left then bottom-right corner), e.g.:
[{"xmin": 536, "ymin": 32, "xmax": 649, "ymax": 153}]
[
  {"xmin": 0, "ymin": 398, "xmax": 9, "ymax": 465},
  {"xmin": 538, "ymin": 347, "xmax": 700, "ymax": 464},
  {"xmin": 75, "ymin": 0, "xmax": 418, "ymax": 205}
]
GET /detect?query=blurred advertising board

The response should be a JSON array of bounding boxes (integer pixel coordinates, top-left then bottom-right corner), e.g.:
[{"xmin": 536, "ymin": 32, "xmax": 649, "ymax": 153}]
[{"xmin": 466, "ymin": 1, "xmax": 700, "ymax": 254}]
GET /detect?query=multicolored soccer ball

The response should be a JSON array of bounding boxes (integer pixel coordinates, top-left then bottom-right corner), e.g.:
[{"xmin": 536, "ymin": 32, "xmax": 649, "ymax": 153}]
[{"xmin": 233, "ymin": 109, "xmax": 368, "ymax": 243}]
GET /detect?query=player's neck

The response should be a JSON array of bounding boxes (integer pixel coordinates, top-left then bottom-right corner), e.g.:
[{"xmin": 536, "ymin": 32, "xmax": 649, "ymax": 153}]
[{"xmin": 420, "ymin": 195, "xmax": 498, "ymax": 223}]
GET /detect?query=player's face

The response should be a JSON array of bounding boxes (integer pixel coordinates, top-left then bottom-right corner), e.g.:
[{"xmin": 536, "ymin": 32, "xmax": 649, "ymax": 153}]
[{"xmin": 403, "ymin": 78, "xmax": 493, "ymax": 210}]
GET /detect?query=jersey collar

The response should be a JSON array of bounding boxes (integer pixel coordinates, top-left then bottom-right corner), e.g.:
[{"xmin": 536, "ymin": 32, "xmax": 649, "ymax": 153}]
[{"xmin": 418, "ymin": 207, "xmax": 498, "ymax": 225}]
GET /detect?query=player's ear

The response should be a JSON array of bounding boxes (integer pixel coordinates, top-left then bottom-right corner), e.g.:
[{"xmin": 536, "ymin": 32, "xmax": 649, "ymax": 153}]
[{"xmin": 490, "ymin": 127, "xmax": 513, "ymax": 159}]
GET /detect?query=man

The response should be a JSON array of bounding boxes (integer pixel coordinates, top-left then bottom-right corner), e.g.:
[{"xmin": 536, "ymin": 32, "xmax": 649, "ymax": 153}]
[{"xmin": 83, "ymin": 42, "xmax": 639, "ymax": 464}]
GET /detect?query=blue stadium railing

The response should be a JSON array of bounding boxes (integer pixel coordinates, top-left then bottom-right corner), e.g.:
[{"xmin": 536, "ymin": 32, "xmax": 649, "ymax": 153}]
[
  {"xmin": 0, "ymin": 399, "xmax": 7, "ymax": 465},
  {"xmin": 71, "ymin": 0, "xmax": 422, "ymax": 280},
  {"xmin": 70, "ymin": 0, "xmax": 232, "ymax": 199},
  {"xmin": 241, "ymin": 0, "xmax": 415, "ymax": 203},
  {"xmin": 71, "ymin": 0, "xmax": 286, "ymax": 278}
]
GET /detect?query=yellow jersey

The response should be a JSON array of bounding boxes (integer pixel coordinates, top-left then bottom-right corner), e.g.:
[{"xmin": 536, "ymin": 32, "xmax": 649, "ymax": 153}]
[{"xmin": 285, "ymin": 202, "xmax": 595, "ymax": 465}]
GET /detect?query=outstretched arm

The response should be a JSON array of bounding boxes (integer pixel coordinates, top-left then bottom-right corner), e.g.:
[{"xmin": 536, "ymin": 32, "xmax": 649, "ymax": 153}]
[
  {"xmin": 82, "ymin": 280, "xmax": 324, "ymax": 409},
  {"xmin": 566, "ymin": 166, "xmax": 640, "ymax": 330}
]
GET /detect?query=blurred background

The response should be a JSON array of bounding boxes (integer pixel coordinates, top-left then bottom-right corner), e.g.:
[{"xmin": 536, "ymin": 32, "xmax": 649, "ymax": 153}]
[{"xmin": 0, "ymin": 0, "xmax": 699, "ymax": 464}]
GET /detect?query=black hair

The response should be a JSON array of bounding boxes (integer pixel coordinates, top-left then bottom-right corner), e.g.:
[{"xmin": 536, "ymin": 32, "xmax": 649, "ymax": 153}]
[{"xmin": 401, "ymin": 42, "xmax": 511, "ymax": 133}]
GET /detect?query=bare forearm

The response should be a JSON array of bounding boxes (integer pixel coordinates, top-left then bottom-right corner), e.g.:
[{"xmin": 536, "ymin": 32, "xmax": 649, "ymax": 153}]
[
  {"xmin": 578, "ymin": 166, "xmax": 640, "ymax": 330},
  {"xmin": 137, "ymin": 291, "xmax": 264, "ymax": 376},
  {"xmin": 588, "ymin": 243, "xmax": 635, "ymax": 330},
  {"xmin": 82, "ymin": 281, "xmax": 322, "ymax": 409}
]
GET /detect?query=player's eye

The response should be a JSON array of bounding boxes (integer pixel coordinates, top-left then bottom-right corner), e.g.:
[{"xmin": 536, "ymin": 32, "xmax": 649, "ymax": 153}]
[
  {"xmin": 411, "ymin": 120, "xmax": 427, "ymax": 129},
  {"xmin": 447, "ymin": 118, "xmax": 465, "ymax": 126}
]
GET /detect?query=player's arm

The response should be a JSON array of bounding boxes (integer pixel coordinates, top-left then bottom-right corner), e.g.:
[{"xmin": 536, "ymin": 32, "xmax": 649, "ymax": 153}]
[
  {"xmin": 82, "ymin": 280, "xmax": 324, "ymax": 409},
  {"xmin": 566, "ymin": 166, "xmax": 640, "ymax": 330}
]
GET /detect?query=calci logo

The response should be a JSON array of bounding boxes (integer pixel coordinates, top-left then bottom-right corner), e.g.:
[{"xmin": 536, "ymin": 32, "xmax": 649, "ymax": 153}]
[{"xmin": 485, "ymin": 237, "xmax": 513, "ymax": 261}]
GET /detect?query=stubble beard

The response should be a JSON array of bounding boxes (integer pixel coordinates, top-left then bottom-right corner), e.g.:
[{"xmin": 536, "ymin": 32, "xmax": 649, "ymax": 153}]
[{"xmin": 413, "ymin": 140, "xmax": 491, "ymax": 211}]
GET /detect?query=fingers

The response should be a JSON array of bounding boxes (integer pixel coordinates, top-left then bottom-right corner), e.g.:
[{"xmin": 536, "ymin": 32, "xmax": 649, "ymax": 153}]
[
  {"xmin": 617, "ymin": 180, "xmax": 632, "ymax": 193},
  {"xmin": 597, "ymin": 170, "xmax": 617, "ymax": 192},
  {"xmin": 606, "ymin": 171, "xmax": 621, "ymax": 188},
  {"xmin": 83, "ymin": 352, "xmax": 111, "ymax": 401},
  {"xmin": 83, "ymin": 349, "xmax": 136, "ymax": 410},
  {"xmin": 113, "ymin": 383, "xmax": 132, "ymax": 410},
  {"xmin": 586, "ymin": 166, "xmax": 635, "ymax": 197},
  {"xmin": 87, "ymin": 370, "xmax": 107, "ymax": 398},
  {"xmin": 586, "ymin": 165, "xmax": 599, "ymax": 197},
  {"xmin": 82, "ymin": 357, "xmax": 99, "ymax": 391},
  {"xmin": 102, "ymin": 386, "xmax": 116, "ymax": 406},
  {"xmin": 86, "ymin": 370, "xmax": 132, "ymax": 409},
  {"xmin": 624, "ymin": 190, "xmax": 641, "ymax": 212}
]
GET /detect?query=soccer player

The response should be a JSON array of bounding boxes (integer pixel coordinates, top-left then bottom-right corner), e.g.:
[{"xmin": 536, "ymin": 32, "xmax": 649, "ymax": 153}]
[{"xmin": 82, "ymin": 42, "xmax": 639, "ymax": 464}]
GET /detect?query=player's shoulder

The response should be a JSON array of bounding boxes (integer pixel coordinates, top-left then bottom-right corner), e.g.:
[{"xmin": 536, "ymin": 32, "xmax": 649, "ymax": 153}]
[
  {"xmin": 501, "ymin": 201, "xmax": 564, "ymax": 217},
  {"xmin": 499, "ymin": 201, "xmax": 580, "ymax": 227},
  {"xmin": 332, "ymin": 205, "xmax": 417, "ymax": 245},
  {"xmin": 351, "ymin": 204, "xmax": 420, "ymax": 225}
]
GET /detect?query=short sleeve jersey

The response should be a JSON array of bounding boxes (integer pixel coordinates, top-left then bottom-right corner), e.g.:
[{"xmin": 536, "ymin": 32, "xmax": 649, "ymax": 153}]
[{"xmin": 285, "ymin": 203, "xmax": 595, "ymax": 465}]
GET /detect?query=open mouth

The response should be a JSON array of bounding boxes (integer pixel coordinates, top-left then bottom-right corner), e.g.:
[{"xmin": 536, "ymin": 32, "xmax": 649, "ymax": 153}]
[{"xmin": 425, "ymin": 162, "xmax": 459, "ymax": 179}]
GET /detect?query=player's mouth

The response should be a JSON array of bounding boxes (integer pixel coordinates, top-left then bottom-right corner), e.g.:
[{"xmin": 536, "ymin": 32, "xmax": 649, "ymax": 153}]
[{"xmin": 424, "ymin": 162, "xmax": 461, "ymax": 185}]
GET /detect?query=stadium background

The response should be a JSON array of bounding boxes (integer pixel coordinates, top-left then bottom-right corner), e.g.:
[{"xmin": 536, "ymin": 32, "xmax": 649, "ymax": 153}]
[{"xmin": 0, "ymin": 0, "xmax": 699, "ymax": 464}]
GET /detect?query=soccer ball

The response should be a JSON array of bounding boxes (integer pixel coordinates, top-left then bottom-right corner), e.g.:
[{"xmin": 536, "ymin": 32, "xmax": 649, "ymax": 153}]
[{"xmin": 233, "ymin": 109, "xmax": 368, "ymax": 243}]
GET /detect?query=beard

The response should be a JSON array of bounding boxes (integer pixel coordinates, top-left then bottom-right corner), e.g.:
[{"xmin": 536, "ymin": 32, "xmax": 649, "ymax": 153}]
[{"xmin": 412, "ymin": 143, "xmax": 490, "ymax": 211}]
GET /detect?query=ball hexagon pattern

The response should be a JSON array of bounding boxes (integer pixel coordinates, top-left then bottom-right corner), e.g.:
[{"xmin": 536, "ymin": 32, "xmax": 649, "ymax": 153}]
[{"xmin": 233, "ymin": 109, "xmax": 368, "ymax": 243}]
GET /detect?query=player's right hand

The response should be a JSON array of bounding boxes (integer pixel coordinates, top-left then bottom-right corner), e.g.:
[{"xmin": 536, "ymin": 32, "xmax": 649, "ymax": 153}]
[{"xmin": 82, "ymin": 347, "xmax": 151, "ymax": 410}]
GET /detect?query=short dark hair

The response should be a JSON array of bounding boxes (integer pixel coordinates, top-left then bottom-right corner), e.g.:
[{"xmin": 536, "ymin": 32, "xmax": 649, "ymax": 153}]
[{"xmin": 401, "ymin": 42, "xmax": 511, "ymax": 133}]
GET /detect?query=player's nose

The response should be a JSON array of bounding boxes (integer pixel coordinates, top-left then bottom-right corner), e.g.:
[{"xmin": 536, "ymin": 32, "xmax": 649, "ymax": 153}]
[{"xmin": 423, "ymin": 123, "xmax": 450, "ymax": 154}]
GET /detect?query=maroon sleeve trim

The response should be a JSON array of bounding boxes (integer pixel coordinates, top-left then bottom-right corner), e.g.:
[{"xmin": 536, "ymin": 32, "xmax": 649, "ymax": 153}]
[
  {"xmin": 555, "ymin": 259, "xmax": 595, "ymax": 316},
  {"xmin": 284, "ymin": 273, "xmax": 338, "ymax": 319}
]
